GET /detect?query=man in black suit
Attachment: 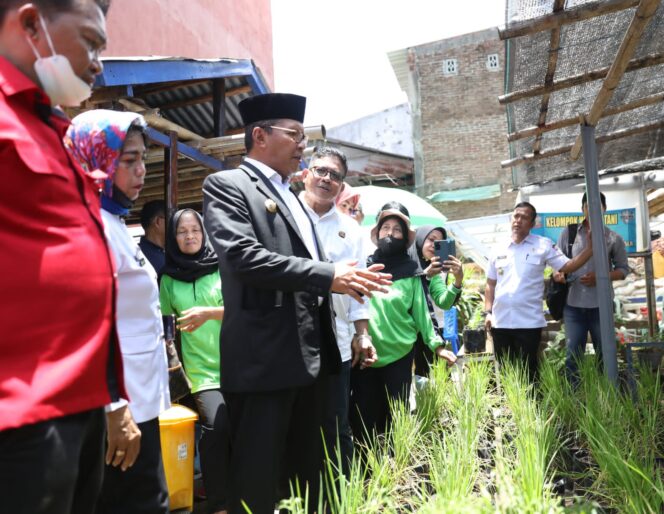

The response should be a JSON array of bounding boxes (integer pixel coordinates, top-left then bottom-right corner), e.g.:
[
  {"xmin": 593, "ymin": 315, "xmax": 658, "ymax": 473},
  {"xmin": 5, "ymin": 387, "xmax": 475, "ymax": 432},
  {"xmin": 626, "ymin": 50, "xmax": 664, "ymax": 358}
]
[{"xmin": 203, "ymin": 93, "xmax": 390, "ymax": 514}]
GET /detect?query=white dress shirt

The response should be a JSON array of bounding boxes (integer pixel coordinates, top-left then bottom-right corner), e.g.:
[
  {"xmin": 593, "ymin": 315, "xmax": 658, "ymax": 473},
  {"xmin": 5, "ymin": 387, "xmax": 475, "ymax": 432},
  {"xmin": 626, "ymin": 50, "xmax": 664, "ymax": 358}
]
[
  {"xmin": 487, "ymin": 233, "xmax": 569, "ymax": 329},
  {"xmin": 245, "ymin": 158, "xmax": 320, "ymax": 261},
  {"xmin": 300, "ymin": 194, "xmax": 370, "ymax": 361},
  {"xmin": 102, "ymin": 210, "xmax": 171, "ymax": 423}
]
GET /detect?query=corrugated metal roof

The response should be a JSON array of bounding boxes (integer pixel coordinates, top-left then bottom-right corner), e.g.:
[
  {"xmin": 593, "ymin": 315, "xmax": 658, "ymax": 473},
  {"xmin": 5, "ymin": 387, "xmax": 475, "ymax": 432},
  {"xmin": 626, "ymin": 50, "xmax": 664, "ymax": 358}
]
[{"xmin": 81, "ymin": 57, "xmax": 270, "ymax": 221}]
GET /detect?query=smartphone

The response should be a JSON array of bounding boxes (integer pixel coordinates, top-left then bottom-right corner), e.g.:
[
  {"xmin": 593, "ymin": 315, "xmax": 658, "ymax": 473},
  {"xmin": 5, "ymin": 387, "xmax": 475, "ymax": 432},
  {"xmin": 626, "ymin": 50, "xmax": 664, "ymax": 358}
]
[
  {"xmin": 434, "ymin": 239, "xmax": 456, "ymax": 268},
  {"xmin": 163, "ymin": 314, "xmax": 176, "ymax": 341}
]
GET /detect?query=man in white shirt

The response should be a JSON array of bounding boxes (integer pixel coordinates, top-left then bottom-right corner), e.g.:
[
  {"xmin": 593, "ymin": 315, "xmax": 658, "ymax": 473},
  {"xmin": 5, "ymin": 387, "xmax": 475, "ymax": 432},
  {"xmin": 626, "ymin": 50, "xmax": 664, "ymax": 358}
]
[
  {"xmin": 484, "ymin": 202, "xmax": 593, "ymax": 381},
  {"xmin": 300, "ymin": 146, "xmax": 377, "ymax": 475}
]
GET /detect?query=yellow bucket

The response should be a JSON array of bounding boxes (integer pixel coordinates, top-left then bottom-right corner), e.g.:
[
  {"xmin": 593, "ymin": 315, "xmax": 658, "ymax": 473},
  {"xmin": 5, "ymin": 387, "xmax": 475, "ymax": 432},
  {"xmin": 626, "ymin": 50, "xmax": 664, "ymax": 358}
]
[{"xmin": 159, "ymin": 405, "xmax": 198, "ymax": 511}]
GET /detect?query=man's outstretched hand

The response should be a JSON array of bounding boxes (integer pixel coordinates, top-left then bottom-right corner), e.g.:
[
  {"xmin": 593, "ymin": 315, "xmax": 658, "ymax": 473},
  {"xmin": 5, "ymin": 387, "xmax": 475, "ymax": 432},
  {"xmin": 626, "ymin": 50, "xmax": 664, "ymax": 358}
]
[{"xmin": 331, "ymin": 262, "xmax": 392, "ymax": 303}]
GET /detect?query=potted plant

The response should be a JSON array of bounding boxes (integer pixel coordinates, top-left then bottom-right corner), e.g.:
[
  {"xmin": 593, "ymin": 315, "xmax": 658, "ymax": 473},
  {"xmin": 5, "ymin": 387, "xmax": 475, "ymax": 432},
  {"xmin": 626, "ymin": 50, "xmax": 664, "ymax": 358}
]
[{"xmin": 462, "ymin": 303, "xmax": 486, "ymax": 353}]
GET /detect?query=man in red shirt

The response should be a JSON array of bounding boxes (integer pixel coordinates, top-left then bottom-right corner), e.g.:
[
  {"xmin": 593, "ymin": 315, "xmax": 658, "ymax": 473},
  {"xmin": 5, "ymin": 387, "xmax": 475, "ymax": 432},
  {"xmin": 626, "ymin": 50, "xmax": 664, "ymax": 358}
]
[{"xmin": 0, "ymin": 2, "xmax": 130, "ymax": 512}]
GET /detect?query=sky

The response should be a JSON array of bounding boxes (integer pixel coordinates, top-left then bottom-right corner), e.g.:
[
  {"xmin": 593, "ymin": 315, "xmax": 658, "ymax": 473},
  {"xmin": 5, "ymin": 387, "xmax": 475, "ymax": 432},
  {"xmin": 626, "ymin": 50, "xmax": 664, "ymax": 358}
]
[{"xmin": 271, "ymin": 0, "xmax": 506, "ymax": 128}]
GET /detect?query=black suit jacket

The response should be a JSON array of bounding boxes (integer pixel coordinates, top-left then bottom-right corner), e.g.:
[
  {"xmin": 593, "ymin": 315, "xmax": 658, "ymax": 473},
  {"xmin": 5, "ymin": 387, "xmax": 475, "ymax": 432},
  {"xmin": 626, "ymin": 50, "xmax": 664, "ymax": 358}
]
[{"xmin": 203, "ymin": 160, "xmax": 340, "ymax": 393}]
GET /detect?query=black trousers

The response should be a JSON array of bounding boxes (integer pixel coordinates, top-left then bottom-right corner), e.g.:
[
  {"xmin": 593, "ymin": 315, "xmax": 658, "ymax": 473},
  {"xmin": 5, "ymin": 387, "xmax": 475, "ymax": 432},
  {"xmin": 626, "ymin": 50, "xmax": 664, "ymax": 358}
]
[
  {"xmin": 194, "ymin": 388, "xmax": 230, "ymax": 513},
  {"xmin": 0, "ymin": 408, "xmax": 105, "ymax": 514},
  {"xmin": 349, "ymin": 349, "xmax": 414, "ymax": 445},
  {"xmin": 491, "ymin": 327, "xmax": 542, "ymax": 382},
  {"xmin": 413, "ymin": 337, "xmax": 434, "ymax": 377},
  {"xmin": 96, "ymin": 417, "xmax": 169, "ymax": 514},
  {"xmin": 225, "ymin": 375, "xmax": 328, "ymax": 514},
  {"xmin": 322, "ymin": 360, "xmax": 353, "ymax": 477}
]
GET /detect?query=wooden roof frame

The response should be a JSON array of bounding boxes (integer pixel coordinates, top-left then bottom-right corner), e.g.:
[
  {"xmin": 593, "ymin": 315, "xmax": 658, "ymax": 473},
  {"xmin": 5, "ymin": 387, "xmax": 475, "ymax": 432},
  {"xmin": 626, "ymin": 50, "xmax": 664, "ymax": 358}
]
[{"xmin": 499, "ymin": 0, "xmax": 663, "ymax": 170}]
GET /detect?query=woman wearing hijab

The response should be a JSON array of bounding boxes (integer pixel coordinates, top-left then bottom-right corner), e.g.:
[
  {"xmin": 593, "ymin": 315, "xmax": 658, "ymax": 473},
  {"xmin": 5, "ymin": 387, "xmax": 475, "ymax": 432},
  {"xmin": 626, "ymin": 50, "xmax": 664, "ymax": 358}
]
[
  {"xmin": 66, "ymin": 109, "xmax": 171, "ymax": 514},
  {"xmin": 411, "ymin": 225, "xmax": 464, "ymax": 377},
  {"xmin": 349, "ymin": 202, "xmax": 457, "ymax": 443},
  {"xmin": 159, "ymin": 208, "xmax": 228, "ymax": 514},
  {"xmin": 336, "ymin": 182, "xmax": 361, "ymax": 219}
]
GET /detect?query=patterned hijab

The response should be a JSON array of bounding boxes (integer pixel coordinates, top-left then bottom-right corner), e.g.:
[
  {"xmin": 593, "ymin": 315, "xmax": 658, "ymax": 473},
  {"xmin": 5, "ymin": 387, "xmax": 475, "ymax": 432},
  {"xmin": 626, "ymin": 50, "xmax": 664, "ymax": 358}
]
[{"xmin": 65, "ymin": 109, "xmax": 146, "ymax": 213}]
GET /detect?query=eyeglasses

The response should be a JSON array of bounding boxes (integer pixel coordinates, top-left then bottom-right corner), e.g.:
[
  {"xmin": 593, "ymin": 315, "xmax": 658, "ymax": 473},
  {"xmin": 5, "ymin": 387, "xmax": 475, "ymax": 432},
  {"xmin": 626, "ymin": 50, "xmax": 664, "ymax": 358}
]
[
  {"xmin": 310, "ymin": 166, "xmax": 344, "ymax": 183},
  {"xmin": 268, "ymin": 125, "xmax": 308, "ymax": 145}
]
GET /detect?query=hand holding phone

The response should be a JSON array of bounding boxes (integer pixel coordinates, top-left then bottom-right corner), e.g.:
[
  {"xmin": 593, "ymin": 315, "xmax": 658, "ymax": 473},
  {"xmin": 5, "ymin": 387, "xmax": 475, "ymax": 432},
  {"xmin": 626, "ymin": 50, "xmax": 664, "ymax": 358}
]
[{"xmin": 434, "ymin": 239, "xmax": 456, "ymax": 270}]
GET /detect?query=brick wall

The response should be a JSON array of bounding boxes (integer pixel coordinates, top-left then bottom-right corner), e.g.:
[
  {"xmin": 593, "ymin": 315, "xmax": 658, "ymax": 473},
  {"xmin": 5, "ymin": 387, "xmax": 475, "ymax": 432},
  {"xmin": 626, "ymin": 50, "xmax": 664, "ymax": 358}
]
[{"xmin": 411, "ymin": 28, "xmax": 513, "ymax": 220}]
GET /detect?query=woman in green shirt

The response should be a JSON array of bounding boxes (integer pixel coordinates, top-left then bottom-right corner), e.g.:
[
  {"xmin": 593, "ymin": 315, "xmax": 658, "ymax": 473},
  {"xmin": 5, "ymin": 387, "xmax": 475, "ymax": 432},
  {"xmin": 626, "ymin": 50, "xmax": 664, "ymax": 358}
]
[
  {"xmin": 159, "ymin": 208, "xmax": 227, "ymax": 514},
  {"xmin": 412, "ymin": 225, "xmax": 464, "ymax": 377},
  {"xmin": 350, "ymin": 203, "xmax": 457, "ymax": 443}
]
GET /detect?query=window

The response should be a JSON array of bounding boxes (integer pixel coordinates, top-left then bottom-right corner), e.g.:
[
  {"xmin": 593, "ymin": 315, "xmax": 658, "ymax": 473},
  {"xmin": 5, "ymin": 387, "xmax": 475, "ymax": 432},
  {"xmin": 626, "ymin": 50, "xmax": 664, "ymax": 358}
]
[
  {"xmin": 487, "ymin": 54, "xmax": 500, "ymax": 71},
  {"xmin": 442, "ymin": 58, "xmax": 458, "ymax": 76}
]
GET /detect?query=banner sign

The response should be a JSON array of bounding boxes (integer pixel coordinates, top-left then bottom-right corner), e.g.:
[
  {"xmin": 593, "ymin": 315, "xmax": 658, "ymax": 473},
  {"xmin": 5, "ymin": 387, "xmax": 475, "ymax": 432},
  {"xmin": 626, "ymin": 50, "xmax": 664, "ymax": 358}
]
[{"xmin": 532, "ymin": 208, "xmax": 637, "ymax": 253}]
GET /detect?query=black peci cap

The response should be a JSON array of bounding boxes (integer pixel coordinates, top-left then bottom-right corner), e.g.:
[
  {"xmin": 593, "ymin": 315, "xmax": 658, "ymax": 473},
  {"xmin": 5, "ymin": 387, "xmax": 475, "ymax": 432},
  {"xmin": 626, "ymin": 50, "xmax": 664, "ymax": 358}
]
[{"xmin": 239, "ymin": 93, "xmax": 306, "ymax": 125}]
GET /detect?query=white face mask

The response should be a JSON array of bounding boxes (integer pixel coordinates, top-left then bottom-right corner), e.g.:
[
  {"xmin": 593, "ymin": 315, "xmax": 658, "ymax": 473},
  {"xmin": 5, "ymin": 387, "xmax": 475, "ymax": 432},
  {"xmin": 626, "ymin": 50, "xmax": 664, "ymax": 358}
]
[{"xmin": 25, "ymin": 13, "xmax": 92, "ymax": 107}]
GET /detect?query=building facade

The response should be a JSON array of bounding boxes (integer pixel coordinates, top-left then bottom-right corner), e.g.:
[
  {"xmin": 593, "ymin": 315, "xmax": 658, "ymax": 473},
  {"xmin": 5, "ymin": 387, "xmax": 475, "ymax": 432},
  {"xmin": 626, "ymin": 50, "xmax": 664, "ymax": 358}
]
[
  {"xmin": 390, "ymin": 28, "xmax": 516, "ymax": 221},
  {"xmin": 105, "ymin": 0, "xmax": 274, "ymax": 88}
]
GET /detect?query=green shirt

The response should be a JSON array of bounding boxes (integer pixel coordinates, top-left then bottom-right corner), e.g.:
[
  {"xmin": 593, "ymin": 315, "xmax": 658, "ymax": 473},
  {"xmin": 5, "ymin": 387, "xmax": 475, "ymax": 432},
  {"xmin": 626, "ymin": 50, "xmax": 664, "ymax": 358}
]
[
  {"xmin": 159, "ymin": 271, "xmax": 223, "ymax": 393},
  {"xmin": 368, "ymin": 276, "xmax": 444, "ymax": 368},
  {"xmin": 428, "ymin": 273, "xmax": 461, "ymax": 310}
]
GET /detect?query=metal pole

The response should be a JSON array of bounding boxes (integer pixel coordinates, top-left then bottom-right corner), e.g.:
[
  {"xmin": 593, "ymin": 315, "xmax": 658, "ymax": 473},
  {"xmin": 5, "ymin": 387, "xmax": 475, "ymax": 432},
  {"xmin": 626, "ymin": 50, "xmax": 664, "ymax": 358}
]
[
  {"xmin": 637, "ymin": 181, "xmax": 657, "ymax": 337},
  {"xmin": 580, "ymin": 122, "xmax": 618, "ymax": 383}
]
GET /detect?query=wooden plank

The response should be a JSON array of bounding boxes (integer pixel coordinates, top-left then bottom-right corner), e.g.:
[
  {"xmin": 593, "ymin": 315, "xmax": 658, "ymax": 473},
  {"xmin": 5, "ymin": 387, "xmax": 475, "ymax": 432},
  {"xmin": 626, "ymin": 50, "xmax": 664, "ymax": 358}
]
[
  {"xmin": 508, "ymin": 90, "xmax": 664, "ymax": 141},
  {"xmin": 500, "ymin": 0, "xmax": 639, "ymax": 40},
  {"xmin": 501, "ymin": 118, "xmax": 664, "ymax": 167},
  {"xmin": 569, "ymin": 0, "xmax": 661, "ymax": 160},
  {"xmin": 165, "ymin": 130, "xmax": 179, "ymax": 223},
  {"xmin": 212, "ymin": 78, "xmax": 226, "ymax": 138},
  {"xmin": 499, "ymin": 52, "xmax": 664, "ymax": 104}
]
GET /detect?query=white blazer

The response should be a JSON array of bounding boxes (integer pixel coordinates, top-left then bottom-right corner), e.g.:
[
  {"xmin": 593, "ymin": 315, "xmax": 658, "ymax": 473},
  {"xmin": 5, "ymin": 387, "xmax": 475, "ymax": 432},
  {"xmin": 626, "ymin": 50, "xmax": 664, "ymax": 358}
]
[{"xmin": 102, "ymin": 210, "xmax": 170, "ymax": 423}]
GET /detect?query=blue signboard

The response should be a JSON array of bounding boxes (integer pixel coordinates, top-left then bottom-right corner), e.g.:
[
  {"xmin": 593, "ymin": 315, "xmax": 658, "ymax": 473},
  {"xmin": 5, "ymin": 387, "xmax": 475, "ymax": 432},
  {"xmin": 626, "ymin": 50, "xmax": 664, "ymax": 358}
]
[{"xmin": 531, "ymin": 208, "xmax": 638, "ymax": 253}]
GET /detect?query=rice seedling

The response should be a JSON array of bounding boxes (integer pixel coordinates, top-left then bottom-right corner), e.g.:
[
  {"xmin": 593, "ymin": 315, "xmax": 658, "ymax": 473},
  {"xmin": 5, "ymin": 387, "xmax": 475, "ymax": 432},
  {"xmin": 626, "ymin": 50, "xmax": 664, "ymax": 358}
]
[
  {"xmin": 494, "ymin": 360, "xmax": 563, "ymax": 513},
  {"xmin": 426, "ymin": 359, "xmax": 496, "ymax": 505},
  {"xmin": 575, "ymin": 358, "xmax": 664, "ymax": 513}
]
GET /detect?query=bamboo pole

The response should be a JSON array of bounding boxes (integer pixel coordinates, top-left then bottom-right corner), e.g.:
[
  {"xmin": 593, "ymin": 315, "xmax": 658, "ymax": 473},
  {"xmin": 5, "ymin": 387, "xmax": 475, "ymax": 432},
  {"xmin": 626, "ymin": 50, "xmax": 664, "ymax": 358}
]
[
  {"xmin": 500, "ymin": 0, "xmax": 639, "ymax": 40},
  {"xmin": 533, "ymin": 0, "xmax": 566, "ymax": 154},
  {"xmin": 119, "ymin": 98, "xmax": 203, "ymax": 141},
  {"xmin": 498, "ymin": 52, "xmax": 664, "ymax": 104},
  {"xmin": 501, "ymin": 118, "xmax": 664, "ymax": 167},
  {"xmin": 508, "ymin": 90, "xmax": 664, "ymax": 141},
  {"xmin": 569, "ymin": 0, "xmax": 661, "ymax": 160},
  {"xmin": 191, "ymin": 125, "xmax": 326, "ymax": 154}
]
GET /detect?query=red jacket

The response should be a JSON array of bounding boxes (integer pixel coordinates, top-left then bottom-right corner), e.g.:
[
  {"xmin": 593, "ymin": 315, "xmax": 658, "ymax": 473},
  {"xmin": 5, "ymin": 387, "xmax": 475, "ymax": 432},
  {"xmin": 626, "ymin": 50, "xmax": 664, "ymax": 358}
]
[{"xmin": 0, "ymin": 57, "xmax": 126, "ymax": 430}]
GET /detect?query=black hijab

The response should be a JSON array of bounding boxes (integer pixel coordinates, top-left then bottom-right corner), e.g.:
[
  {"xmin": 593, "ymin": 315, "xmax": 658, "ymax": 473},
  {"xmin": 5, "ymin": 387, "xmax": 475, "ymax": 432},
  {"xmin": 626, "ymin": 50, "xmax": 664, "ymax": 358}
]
[
  {"xmin": 368, "ymin": 214, "xmax": 419, "ymax": 282},
  {"xmin": 162, "ymin": 209, "xmax": 218, "ymax": 283},
  {"xmin": 410, "ymin": 225, "xmax": 448, "ymax": 270}
]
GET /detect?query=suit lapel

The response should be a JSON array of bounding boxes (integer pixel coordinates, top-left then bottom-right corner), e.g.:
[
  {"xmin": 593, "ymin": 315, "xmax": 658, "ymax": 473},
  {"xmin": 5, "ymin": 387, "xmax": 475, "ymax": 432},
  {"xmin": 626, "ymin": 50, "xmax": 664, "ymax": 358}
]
[{"xmin": 240, "ymin": 161, "xmax": 311, "ymax": 255}]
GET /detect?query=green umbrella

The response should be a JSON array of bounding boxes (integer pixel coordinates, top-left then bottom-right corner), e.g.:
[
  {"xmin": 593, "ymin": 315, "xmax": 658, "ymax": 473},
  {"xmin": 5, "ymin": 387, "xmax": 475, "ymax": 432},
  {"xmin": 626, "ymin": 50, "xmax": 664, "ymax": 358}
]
[{"xmin": 353, "ymin": 185, "xmax": 447, "ymax": 228}]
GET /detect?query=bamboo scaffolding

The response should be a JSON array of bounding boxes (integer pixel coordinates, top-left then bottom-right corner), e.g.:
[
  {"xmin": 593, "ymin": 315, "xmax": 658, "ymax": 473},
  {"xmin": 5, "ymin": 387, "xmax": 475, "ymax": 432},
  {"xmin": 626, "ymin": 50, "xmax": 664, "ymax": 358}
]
[
  {"xmin": 507, "ymin": 90, "xmax": 664, "ymax": 141},
  {"xmin": 498, "ymin": 52, "xmax": 664, "ymax": 105},
  {"xmin": 499, "ymin": 0, "xmax": 639, "ymax": 40},
  {"xmin": 501, "ymin": 118, "xmax": 664, "ymax": 168},
  {"xmin": 569, "ymin": 0, "xmax": 662, "ymax": 160}
]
